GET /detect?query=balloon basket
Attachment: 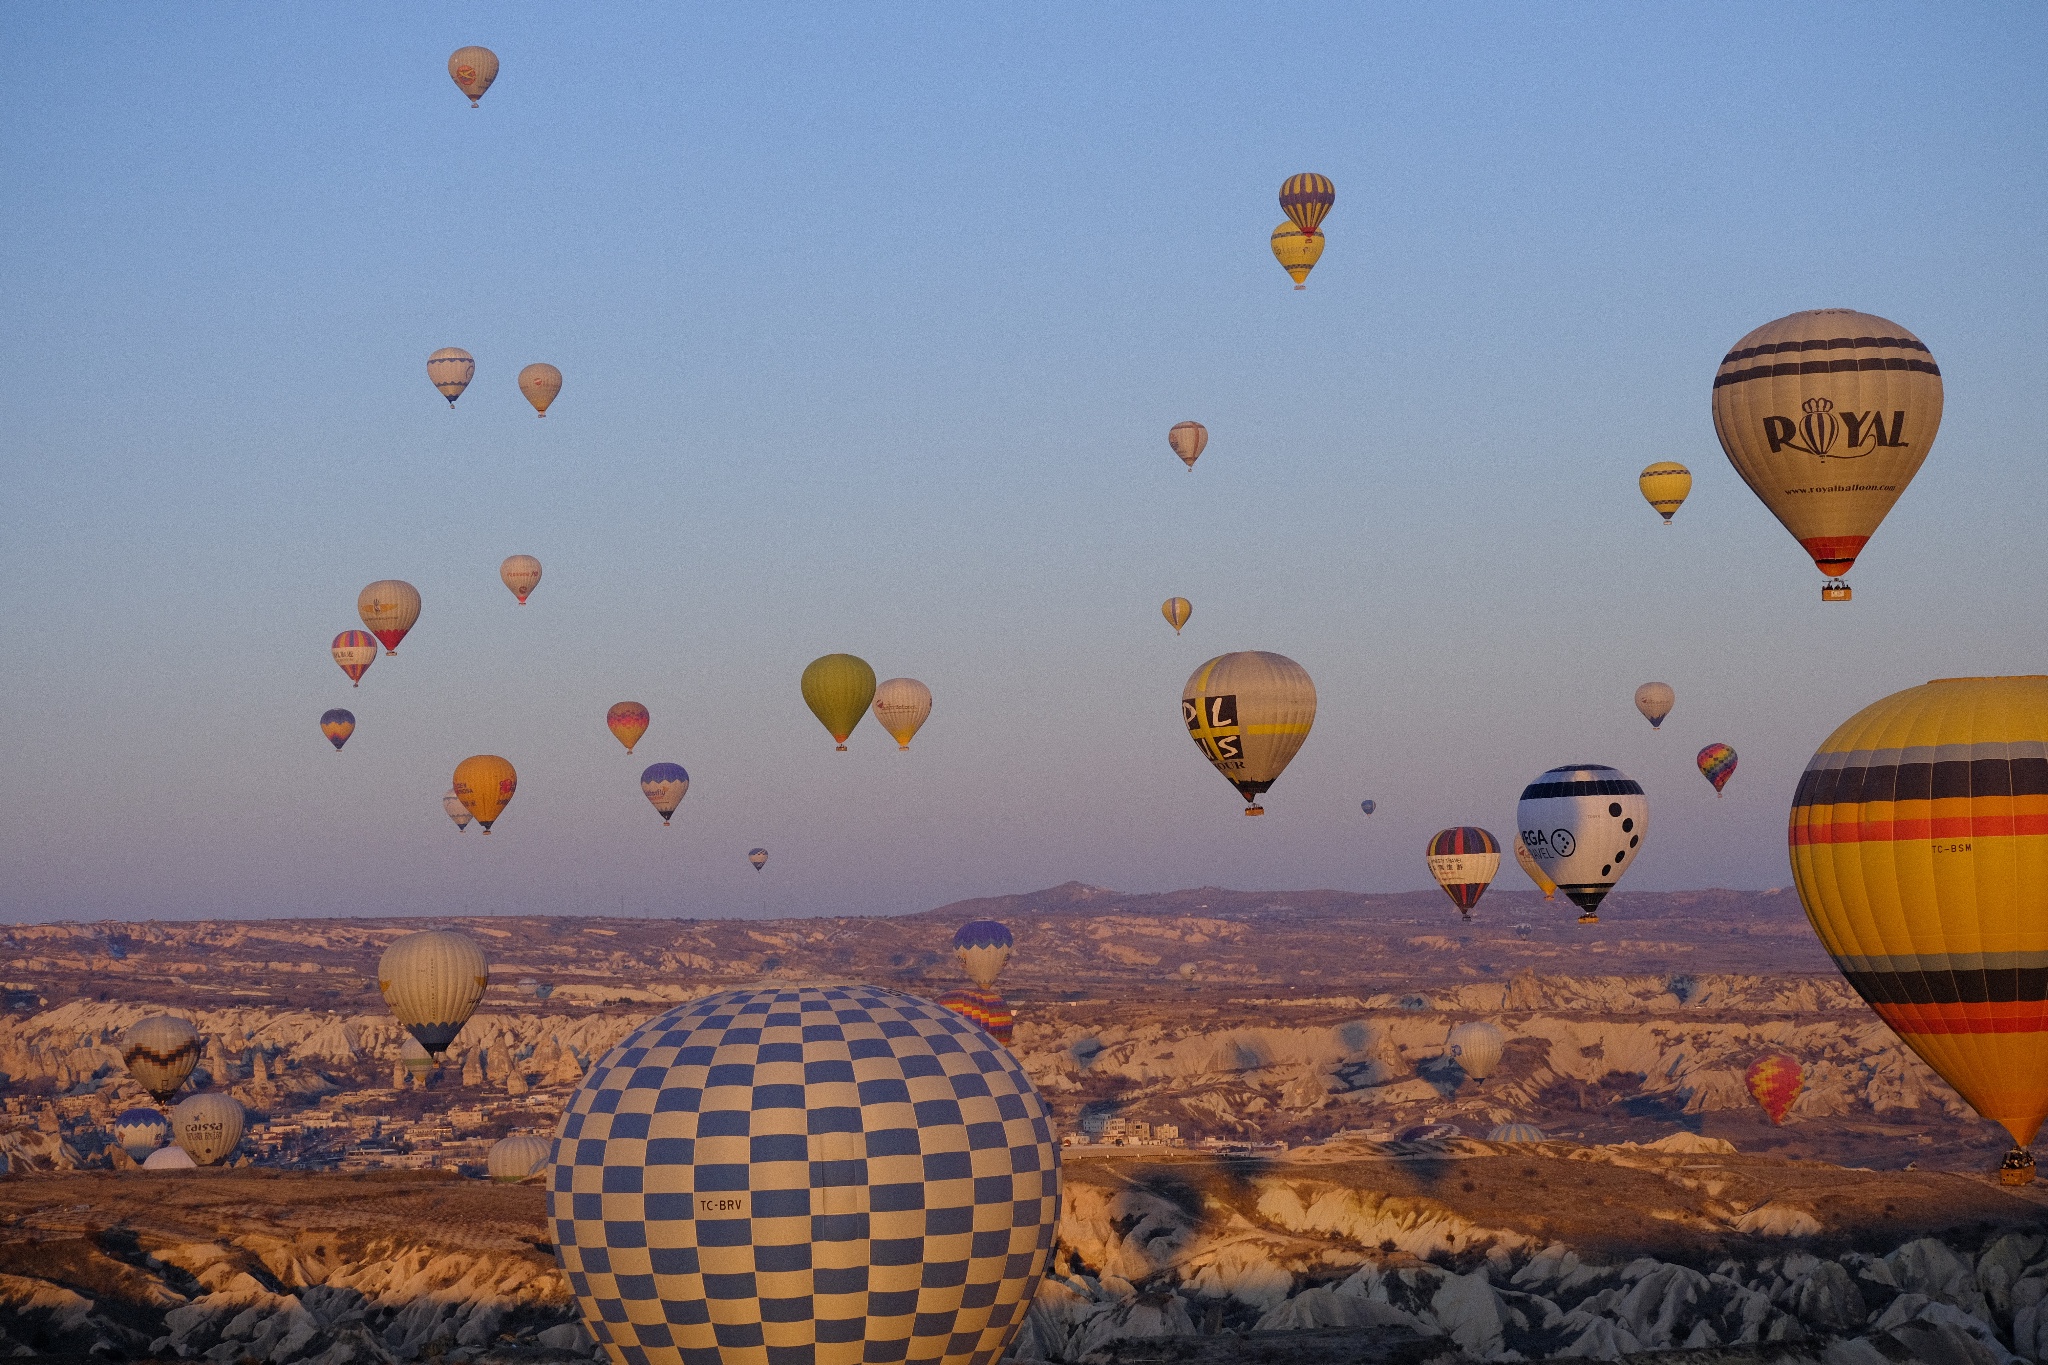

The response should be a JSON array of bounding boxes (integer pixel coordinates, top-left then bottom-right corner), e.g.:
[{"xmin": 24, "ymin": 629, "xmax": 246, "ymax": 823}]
[
  {"xmin": 1822, "ymin": 580, "xmax": 1852, "ymax": 602},
  {"xmin": 1243, "ymin": 805, "xmax": 1265, "ymax": 817},
  {"xmin": 1577, "ymin": 913, "xmax": 1598, "ymax": 925},
  {"xmin": 1999, "ymin": 1148, "xmax": 2035, "ymax": 1186}
]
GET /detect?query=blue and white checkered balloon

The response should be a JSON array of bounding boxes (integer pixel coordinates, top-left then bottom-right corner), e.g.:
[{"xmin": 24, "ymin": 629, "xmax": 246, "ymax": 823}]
[{"xmin": 549, "ymin": 985, "xmax": 1061, "ymax": 1365}]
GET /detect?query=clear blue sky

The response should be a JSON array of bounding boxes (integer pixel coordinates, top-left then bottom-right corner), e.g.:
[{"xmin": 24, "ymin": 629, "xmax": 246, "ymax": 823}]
[{"xmin": 2, "ymin": 4, "xmax": 2044, "ymax": 923}]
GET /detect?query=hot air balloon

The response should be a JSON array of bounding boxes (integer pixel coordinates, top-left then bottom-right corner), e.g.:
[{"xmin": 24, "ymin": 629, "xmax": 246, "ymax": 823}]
[
  {"xmin": 1789, "ymin": 675, "xmax": 2048, "ymax": 1184},
  {"xmin": 399, "ymin": 1035, "xmax": 435, "ymax": 1078},
  {"xmin": 937, "ymin": 987, "xmax": 1015, "ymax": 1045},
  {"xmin": 1513, "ymin": 838, "xmax": 1557, "ymax": 901},
  {"xmin": 639, "ymin": 762, "xmax": 689, "ymax": 825},
  {"xmin": 518, "ymin": 362, "xmax": 562, "ymax": 416},
  {"xmin": 801, "ymin": 653, "xmax": 876, "ymax": 750},
  {"xmin": 1360, "ymin": 799, "xmax": 1376, "ymax": 816},
  {"xmin": 122, "ymin": 1016, "xmax": 199, "ymax": 1105},
  {"xmin": 378, "ymin": 929, "xmax": 489, "ymax": 1057},
  {"xmin": 1638, "ymin": 462, "xmax": 1692, "ymax": 523},
  {"xmin": 1270, "ymin": 222, "xmax": 1324, "ymax": 289},
  {"xmin": 170, "ymin": 1093, "xmax": 245, "ymax": 1166},
  {"xmin": 112, "ymin": 1108, "xmax": 170, "ymax": 1162},
  {"xmin": 358, "ymin": 580, "xmax": 421, "ymax": 655},
  {"xmin": 1745, "ymin": 1055, "xmax": 1804, "ymax": 1125},
  {"xmin": 320, "ymin": 708, "xmax": 356, "ymax": 752},
  {"xmin": 500, "ymin": 554, "xmax": 541, "ymax": 603},
  {"xmin": 451, "ymin": 754, "xmax": 517, "ymax": 833},
  {"xmin": 332, "ymin": 630, "xmax": 377, "ymax": 686},
  {"xmin": 1712, "ymin": 309, "xmax": 1943, "ymax": 601},
  {"xmin": 1279, "ymin": 172, "xmax": 1335, "ymax": 235},
  {"xmin": 427, "ymin": 347, "xmax": 474, "ymax": 405},
  {"xmin": 1697, "ymin": 742, "xmax": 1738, "ymax": 796},
  {"xmin": 1162, "ymin": 597, "xmax": 1192, "ymax": 633},
  {"xmin": 442, "ymin": 788, "xmax": 472, "ymax": 831},
  {"xmin": 1635, "ymin": 682, "xmax": 1675, "ymax": 730},
  {"xmin": 548, "ymin": 986, "xmax": 1058, "ymax": 1365},
  {"xmin": 747, "ymin": 846, "xmax": 768, "ymax": 871},
  {"xmin": 1447, "ymin": 1020, "xmax": 1506, "ymax": 1081},
  {"xmin": 447, "ymin": 46, "xmax": 498, "ymax": 107},
  {"xmin": 606, "ymin": 702, "xmax": 650, "ymax": 754},
  {"xmin": 953, "ymin": 919, "xmax": 1013, "ymax": 988},
  {"xmin": 1426, "ymin": 827, "xmax": 1501, "ymax": 921},
  {"xmin": 1487, "ymin": 1122, "xmax": 1546, "ymax": 1144},
  {"xmin": 872, "ymin": 677, "xmax": 932, "ymax": 750},
  {"xmin": 487, "ymin": 1133, "xmax": 553, "ymax": 1182},
  {"xmin": 1182, "ymin": 651, "xmax": 1317, "ymax": 815},
  {"xmin": 1517, "ymin": 764, "xmax": 1648, "ymax": 924},
  {"xmin": 1167, "ymin": 421, "xmax": 1207, "ymax": 471},
  {"xmin": 142, "ymin": 1145, "xmax": 197, "ymax": 1170}
]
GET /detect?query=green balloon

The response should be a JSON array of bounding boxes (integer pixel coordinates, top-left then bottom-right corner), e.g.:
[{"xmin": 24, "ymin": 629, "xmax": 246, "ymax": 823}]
[{"xmin": 801, "ymin": 654, "xmax": 877, "ymax": 751}]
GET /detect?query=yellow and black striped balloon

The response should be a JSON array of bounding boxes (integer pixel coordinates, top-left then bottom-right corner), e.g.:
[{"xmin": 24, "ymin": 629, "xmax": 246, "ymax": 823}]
[
  {"xmin": 1278, "ymin": 173, "xmax": 1334, "ymax": 235},
  {"xmin": 1790, "ymin": 676, "xmax": 2048, "ymax": 1157}
]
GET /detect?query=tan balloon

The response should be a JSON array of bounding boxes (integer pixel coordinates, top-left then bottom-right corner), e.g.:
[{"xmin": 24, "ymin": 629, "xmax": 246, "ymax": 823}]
[
  {"xmin": 500, "ymin": 554, "xmax": 542, "ymax": 604},
  {"xmin": 1180, "ymin": 651, "xmax": 1316, "ymax": 814},
  {"xmin": 1634, "ymin": 681, "xmax": 1674, "ymax": 730},
  {"xmin": 169, "ymin": 1093, "xmax": 245, "ymax": 1166},
  {"xmin": 358, "ymin": 580, "xmax": 422, "ymax": 655},
  {"xmin": 122, "ymin": 1015, "xmax": 200, "ymax": 1104},
  {"xmin": 1711, "ymin": 309, "xmax": 1943, "ymax": 601},
  {"xmin": 872, "ymin": 678, "xmax": 933, "ymax": 750},
  {"xmin": 427, "ymin": 347, "xmax": 474, "ymax": 406},
  {"xmin": 378, "ymin": 929, "xmax": 489, "ymax": 1057},
  {"xmin": 519, "ymin": 363, "xmax": 562, "ymax": 417},
  {"xmin": 448, "ymin": 46, "xmax": 499, "ymax": 107},
  {"xmin": 1167, "ymin": 421, "xmax": 1207, "ymax": 471}
]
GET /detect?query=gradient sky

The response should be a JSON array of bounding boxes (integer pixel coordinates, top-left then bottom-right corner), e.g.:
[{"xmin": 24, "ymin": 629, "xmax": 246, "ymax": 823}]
[{"xmin": 3, "ymin": 5, "xmax": 2044, "ymax": 924}]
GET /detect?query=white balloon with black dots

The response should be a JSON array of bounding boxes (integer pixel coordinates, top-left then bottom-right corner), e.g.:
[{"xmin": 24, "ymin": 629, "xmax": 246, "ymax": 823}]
[{"xmin": 1515, "ymin": 763, "xmax": 1648, "ymax": 920}]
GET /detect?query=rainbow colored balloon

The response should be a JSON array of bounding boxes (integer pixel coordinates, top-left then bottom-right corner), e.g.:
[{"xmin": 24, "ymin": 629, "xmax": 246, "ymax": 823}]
[
  {"xmin": 1697, "ymin": 742, "xmax": 1738, "ymax": 797},
  {"xmin": 1745, "ymin": 1054, "xmax": 1803, "ymax": 1124},
  {"xmin": 937, "ymin": 987, "xmax": 1014, "ymax": 1046},
  {"xmin": 319, "ymin": 709, "xmax": 355, "ymax": 752}
]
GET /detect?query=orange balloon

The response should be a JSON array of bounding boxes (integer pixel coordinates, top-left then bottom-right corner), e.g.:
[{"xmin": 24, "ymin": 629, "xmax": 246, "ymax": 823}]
[
  {"xmin": 607, "ymin": 701, "xmax": 650, "ymax": 754},
  {"xmin": 451, "ymin": 755, "xmax": 517, "ymax": 834}
]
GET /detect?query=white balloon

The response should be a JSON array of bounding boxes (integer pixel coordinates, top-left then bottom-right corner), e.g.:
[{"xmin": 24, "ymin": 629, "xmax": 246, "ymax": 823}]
[
  {"xmin": 170, "ymin": 1093, "xmax": 246, "ymax": 1166},
  {"xmin": 1516, "ymin": 764, "xmax": 1648, "ymax": 922},
  {"xmin": 1447, "ymin": 1020, "xmax": 1506, "ymax": 1080}
]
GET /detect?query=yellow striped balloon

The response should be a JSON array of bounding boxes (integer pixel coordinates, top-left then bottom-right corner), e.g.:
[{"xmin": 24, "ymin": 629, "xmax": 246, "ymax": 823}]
[
  {"xmin": 1181, "ymin": 651, "xmax": 1316, "ymax": 815},
  {"xmin": 1638, "ymin": 462, "xmax": 1692, "ymax": 523},
  {"xmin": 452, "ymin": 754, "xmax": 517, "ymax": 833},
  {"xmin": 1790, "ymin": 676, "xmax": 2048, "ymax": 1181},
  {"xmin": 1270, "ymin": 222, "xmax": 1324, "ymax": 290},
  {"xmin": 1162, "ymin": 597, "xmax": 1192, "ymax": 634},
  {"xmin": 801, "ymin": 654, "xmax": 876, "ymax": 751},
  {"xmin": 1278, "ymin": 173, "xmax": 1334, "ymax": 235}
]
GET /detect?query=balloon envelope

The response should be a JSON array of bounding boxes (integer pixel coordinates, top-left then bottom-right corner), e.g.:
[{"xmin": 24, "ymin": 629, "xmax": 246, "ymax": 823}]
[
  {"xmin": 399, "ymin": 1035, "xmax": 434, "ymax": 1076},
  {"xmin": 1270, "ymin": 222, "xmax": 1324, "ymax": 288},
  {"xmin": 1360, "ymin": 799, "xmax": 1376, "ymax": 816},
  {"xmin": 639, "ymin": 762, "xmax": 689, "ymax": 823},
  {"xmin": 378, "ymin": 929, "xmax": 489, "ymax": 1056},
  {"xmin": 1638, "ymin": 462, "xmax": 1692, "ymax": 523},
  {"xmin": 320, "ymin": 708, "xmax": 355, "ymax": 751},
  {"xmin": 1167, "ymin": 422, "xmax": 1207, "ymax": 470},
  {"xmin": 1162, "ymin": 597, "xmax": 1192, "ymax": 633},
  {"xmin": 1513, "ymin": 838, "xmax": 1557, "ymax": 901},
  {"xmin": 427, "ymin": 347, "xmax": 474, "ymax": 405},
  {"xmin": 1426, "ymin": 828, "xmax": 1501, "ymax": 919},
  {"xmin": 1746, "ymin": 1055, "xmax": 1804, "ymax": 1124},
  {"xmin": 332, "ymin": 630, "xmax": 377, "ymax": 686},
  {"xmin": 547, "ymin": 986, "xmax": 1058, "ymax": 1365},
  {"xmin": 122, "ymin": 1016, "xmax": 199, "ymax": 1105},
  {"xmin": 487, "ymin": 1134, "xmax": 553, "ymax": 1182},
  {"xmin": 801, "ymin": 653, "xmax": 877, "ymax": 750},
  {"xmin": 452, "ymin": 754, "xmax": 517, "ymax": 832},
  {"xmin": 447, "ymin": 46, "xmax": 498, "ymax": 106},
  {"xmin": 747, "ymin": 847, "xmax": 768, "ymax": 871},
  {"xmin": 937, "ymin": 987, "xmax": 1015, "ymax": 1046},
  {"xmin": 500, "ymin": 554, "xmax": 541, "ymax": 603},
  {"xmin": 518, "ymin": 362, "xmax": 562, "ymax": 416},
  {"xmin": 872, "ymin": 677, "xmax": 932, "ymax": 750},
  {"xmin": 1487, "ymin": 1122, "xmax": 1546, "ymax": 1144},
  {"xmin": 113, "ymin": 1107, "xmax": 171, "ymax": 1162},
  {"xmin": 1697, "ymin": 742, "xmax": 1738, "ymax": 796},
  {"xmin": 1634, "ymin": 682, "xmax": 1674, "ymax": 729},
  {"xmin": 1182, "ymin": 651, "xmax": 1316, "ymax": 814},
  {"xmin": 1279, "ymin": 172, "xmax": 1334, "ymax": 235},
  {"xmin": 1711, "ymin": 309, "xmax": 1943, "ymax": 598},
  {"xmin": 1789, "ymin": 675, "xmax": 2048, "ymax": 1157},
  {"xmin": 1447, "ymin": 1021, "xmax": 1506, "ymax": 1081},
  {"xmin": 357, "ymin": 580, "xmax": 421, "ymax": 655},
  {"xmin": 1516, "ymin": 764, "xmax": 1648, "ymax": 921},
  {"xmin": 953, "ymin": 919, "xmax": 1013, "ymax": 988},
  {"xmin": 143, "ymin": 1144, "xmax": 197, "ymax": 1170},
  {"xmin": 607, "ymin": 702, "xmax": 650, "ymax": 754},
  {"xmin": 170, "ymin": 1093, "xmax": 245, "ymax": 1166},
  {"xmin": 442, "ymin": 788, "xmax": 472, "ymax": 831}
]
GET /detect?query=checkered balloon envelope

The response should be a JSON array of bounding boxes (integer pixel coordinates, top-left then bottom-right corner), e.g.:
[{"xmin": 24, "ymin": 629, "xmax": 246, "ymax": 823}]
[{"xmin": 549, "ymin": 984, "xmax": 1062, "ymax": 1365}]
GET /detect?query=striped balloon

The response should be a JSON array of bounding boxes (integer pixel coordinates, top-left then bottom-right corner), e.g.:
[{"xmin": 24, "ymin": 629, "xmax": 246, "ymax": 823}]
[
  {"xmin": 1697, "ymin": 742, "xmax": 1738, "ymax": 796},
  {"xmin": 1745, "ymin": 1054, "xmax": 1804, "ymax": 1124},
  {"xmin": 1425, "ymin": 827, "xmax": 1500, "ymax": 919},
  {"xmin": 331, "ymin": 630, "xmax": 377, "ymax": 686},
  {"xmin": 1278, "ymin": 172, "xmax": 1335, "ymax": 235},
  {"xmin": 937, "ymin": 987, "xmax": 1015, "ymax": 1046},
  {"xmin": 1789, "ymin": 675, "xmax": 2048, "ymax": 1181}
]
